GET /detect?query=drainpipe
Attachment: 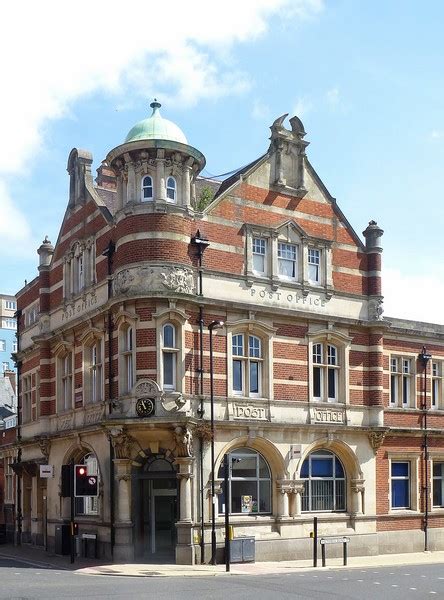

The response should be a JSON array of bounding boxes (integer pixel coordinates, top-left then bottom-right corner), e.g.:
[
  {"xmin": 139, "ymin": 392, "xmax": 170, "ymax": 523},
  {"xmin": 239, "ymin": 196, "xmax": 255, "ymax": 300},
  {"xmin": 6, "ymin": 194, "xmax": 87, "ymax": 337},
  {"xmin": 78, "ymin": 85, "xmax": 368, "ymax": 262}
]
[
  {"xmin": 191, "ymin": 231, "xmax": 209, "ymax": 564},
  {"xmin": 14, "ymin": 309, "xmax": 22, "ymax": 546},
  {"xmin": 103, "ymin": 241, "xmax": 115, "ymax": 557},
  {"xmin": 419, "ymin": 346, "xmax": 431, "ymax": 552}
]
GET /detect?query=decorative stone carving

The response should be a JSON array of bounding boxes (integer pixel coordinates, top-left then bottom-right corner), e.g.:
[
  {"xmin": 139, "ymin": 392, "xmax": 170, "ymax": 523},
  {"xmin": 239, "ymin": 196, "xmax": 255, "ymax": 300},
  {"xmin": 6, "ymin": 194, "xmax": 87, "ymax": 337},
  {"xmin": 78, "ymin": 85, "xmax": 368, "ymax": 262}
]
[
  {"xmin": 134, "ymin": 379, "xmax": 162, "ymax": 399},
  {"xmin": 368, "ymin": 430, "xmax": 387, "ymax": 453},
  {"xmin": 113, "ymin": 265, "xmax": 195, "ymax": 297},
  {"xmin": 351, "ymin": 478, "xmax": 365, "ymax": 494},
  {"xmin": 38, "ymin": 437, "xmax": 51, "ymax": 461},
  {"xmin": 174, "ymin": 426, "xmax": 193, "ymax": 458},
  {"xmin": 369, "ymin": 298, "xmax": 384, "ymax": 321},
  {"xmin": 193, "ymin": 422, "xmax": 212, "ymax": 442},
  {"xmin": 107, "ymin": 427, "xmax": 135, "ymax": 459}
]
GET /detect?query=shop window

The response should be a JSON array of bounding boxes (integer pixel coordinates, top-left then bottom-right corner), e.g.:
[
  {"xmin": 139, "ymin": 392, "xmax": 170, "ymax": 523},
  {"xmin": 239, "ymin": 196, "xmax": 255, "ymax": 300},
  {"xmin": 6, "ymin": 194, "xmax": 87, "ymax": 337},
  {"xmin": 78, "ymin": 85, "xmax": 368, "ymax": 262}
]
[
  {"xmin": 75, "ymin": 453, "xmax": 99, "ymax": 516},
  {"xmin": 166, "ymin": 176, "xmax": 176, "ymax": 202},
  {"xmin": 218, "ymin": 448, "xmax": 271, "ymax": 515},
  {"xmin": 232, "ymin": 333, "xmax": 263, "ymax": 397},
  {"xmin": 391, "ymin": 461, "xmax": 410, "ymax": 509},
  {"xmin": 142, "ymin": 175, "xmax": 153, "ymax": 201},
  {"xmin": 390, "ymin": 357, "xmax": 414, "ymax": 408},
  {"xmin": 433, "ymin": 462, "xmax": 444, "ymax": 508},
  {"xmin": 162, "ymin": 323, "xmax": 178, "ymax": 391},
  {"xmin": 301, "ymin": 450, "xmax": 346, "ymax": 512},
  {"xmin": 120, "ymin": 325, "xmax": 134, "ymax": 394}
]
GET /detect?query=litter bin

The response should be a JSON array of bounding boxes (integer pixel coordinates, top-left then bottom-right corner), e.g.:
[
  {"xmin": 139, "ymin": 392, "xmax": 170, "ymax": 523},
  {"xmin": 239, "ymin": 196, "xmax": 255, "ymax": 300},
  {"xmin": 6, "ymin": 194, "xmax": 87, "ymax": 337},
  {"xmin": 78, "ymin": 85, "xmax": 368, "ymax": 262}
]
[{"xmin": 229, "ymin": 537, "xmax": 255, "ymax": 563}]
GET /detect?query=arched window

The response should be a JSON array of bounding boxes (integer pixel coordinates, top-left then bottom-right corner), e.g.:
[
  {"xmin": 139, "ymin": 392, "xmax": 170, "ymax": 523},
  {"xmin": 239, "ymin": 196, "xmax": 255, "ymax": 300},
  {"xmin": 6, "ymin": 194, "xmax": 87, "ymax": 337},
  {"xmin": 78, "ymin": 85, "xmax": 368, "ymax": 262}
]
[
  {"xmin": 75, "ymin": 453, "xmax": 99, "ymax": 516},
  {"xmin": 312, "ymin": 343, "xmax": 339, "ymax": 402},
  {"xmin": 301, "ymin": 450, "xmax": 345, "ymax": 512},
  {"xmin": 142, "ymin": 175, "xmax": 153, "ymax": 201},
  {"xmin": 232, "ymin": 334, "xmax": 262, "ymax": 397},
  {"xmin": 218, "ymin": 448, "xmax": 271, "ymax": 515},
  {"xmin": 162, "ymin": 323, "xmax": 177, "ymax": 391},
  {"xmin": 166, "ymin": 176, "xmax": 176, "ymax": 202},
  {"xmin": 121, "ymin": 326, "xmax": 134, "ymax": 394}
]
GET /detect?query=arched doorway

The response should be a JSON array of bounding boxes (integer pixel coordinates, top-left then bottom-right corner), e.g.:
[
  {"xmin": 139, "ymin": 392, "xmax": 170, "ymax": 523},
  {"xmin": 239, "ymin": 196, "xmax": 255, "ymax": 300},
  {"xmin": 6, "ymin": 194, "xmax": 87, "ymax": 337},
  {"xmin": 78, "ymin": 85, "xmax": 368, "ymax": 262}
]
[{"xmin": 133, "ymin": 454, "xmax": 178, "ymax": 561}]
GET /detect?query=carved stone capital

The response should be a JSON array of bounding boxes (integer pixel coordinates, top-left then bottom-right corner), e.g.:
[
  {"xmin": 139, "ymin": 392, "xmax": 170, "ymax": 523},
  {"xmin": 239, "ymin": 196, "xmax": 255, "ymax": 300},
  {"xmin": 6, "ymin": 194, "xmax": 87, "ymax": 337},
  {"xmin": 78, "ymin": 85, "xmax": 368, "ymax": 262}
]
[
  {"xmin": 38, "ymin": 437, "xmax": 51, "ymax": 461},
  {"xmin": 351, "ymin": 478, "xmax": 365, "ymax": 494},
  {"xmin": 106, "ymin": 427, "xmax": 135, "ymax": 459},
  {"xmin": 173, "ymin": 426, "xmax": 193, "ymax": 458}
]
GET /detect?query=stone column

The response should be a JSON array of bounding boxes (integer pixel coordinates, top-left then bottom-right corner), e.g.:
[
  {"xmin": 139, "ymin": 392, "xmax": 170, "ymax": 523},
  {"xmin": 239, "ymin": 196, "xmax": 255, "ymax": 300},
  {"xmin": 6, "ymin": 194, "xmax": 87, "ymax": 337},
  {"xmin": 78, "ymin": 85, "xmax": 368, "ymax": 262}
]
[
  {"xmin": 351, "ymin": 479, "xmax": 365, "ymax": 515},
  {"xmin": 174, "ymin": 456, "xmax": 195, "ymax": 565},
  {"xmin": 183, "ymin": 159, "xmax": 193, "ymax": 208},
  {"xmin": 277, "ymin": 480, "xmax": 291, "ymax": 518},
  {"xmin": 126, "ymin": 159, "xmax": 136, "ymax": 203},
  {"xmin": 156, "ymin": 150, "xmax": 166, "ymax": 201},
  {"xmin": 292, "ymin": 481, "xmax": 305, "ymax": 517},
  {"xmin": 114, "ymin": 459, "xmax": 132, "ymax": 523},
  {"xmin": 175, "ymin": 458, "xmax": 194, "ymax": 523}
]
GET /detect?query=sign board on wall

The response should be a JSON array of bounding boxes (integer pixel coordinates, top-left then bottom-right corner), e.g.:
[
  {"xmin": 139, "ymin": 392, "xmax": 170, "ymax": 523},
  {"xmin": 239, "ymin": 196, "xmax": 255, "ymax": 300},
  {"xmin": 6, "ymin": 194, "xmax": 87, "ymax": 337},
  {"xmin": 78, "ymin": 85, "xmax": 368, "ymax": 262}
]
[{"xmin": 39, "ymin": 465, "xmax": 54, "ymax": 479}]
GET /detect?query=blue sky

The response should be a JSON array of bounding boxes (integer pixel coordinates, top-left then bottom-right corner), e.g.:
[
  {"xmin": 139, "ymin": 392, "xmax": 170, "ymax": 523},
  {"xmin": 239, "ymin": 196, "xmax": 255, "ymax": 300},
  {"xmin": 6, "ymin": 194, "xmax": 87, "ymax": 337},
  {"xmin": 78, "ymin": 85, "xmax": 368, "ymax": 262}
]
[{"xmin": 1, "ymin": 0, "xmax": 443, "ymax": 323}]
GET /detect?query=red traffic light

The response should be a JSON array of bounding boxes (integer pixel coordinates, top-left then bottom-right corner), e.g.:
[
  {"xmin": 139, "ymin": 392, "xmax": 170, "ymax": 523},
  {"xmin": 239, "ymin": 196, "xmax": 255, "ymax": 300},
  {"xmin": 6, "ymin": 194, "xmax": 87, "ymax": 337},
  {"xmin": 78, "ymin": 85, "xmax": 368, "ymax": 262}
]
[{"xmin": 77, "ymin": 466, "xmax": 86, "ymax": 476}]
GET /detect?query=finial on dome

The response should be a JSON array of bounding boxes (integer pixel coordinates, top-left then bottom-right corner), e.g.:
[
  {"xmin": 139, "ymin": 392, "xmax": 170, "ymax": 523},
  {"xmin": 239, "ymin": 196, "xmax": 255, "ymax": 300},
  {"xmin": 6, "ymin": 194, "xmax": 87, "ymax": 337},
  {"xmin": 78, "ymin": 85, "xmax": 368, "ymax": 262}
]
[{"xmin": 150, "ymin": 98, "xmax": 161, "ymax": 112}]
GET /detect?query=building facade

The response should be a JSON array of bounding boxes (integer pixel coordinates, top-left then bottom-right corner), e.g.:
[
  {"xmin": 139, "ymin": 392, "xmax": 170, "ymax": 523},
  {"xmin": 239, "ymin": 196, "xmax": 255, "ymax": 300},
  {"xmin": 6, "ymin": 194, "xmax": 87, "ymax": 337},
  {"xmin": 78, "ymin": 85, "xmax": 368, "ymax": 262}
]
[
  {"xmin": 0, "ymin": 294, "xmax": 17, "ymax": 376},
  {"xmin": 11, "ymin": 103, "xmax": 444, "ymax": 563}
]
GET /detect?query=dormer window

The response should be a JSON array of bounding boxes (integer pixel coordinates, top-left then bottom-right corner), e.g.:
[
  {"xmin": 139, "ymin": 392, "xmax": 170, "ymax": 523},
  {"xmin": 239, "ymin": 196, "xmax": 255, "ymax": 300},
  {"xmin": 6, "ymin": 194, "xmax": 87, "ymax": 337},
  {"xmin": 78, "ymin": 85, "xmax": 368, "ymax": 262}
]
[
  {"xmin": 142, "ymin": 175, "xmax": 153, "ymax": 201},
  {"xmin": 166, "ymin": 177, "xmax": 176, "ymax": 202},
  {"xmin": 278, "ymin": 242, "xmax": 297, "ymax": 280}
]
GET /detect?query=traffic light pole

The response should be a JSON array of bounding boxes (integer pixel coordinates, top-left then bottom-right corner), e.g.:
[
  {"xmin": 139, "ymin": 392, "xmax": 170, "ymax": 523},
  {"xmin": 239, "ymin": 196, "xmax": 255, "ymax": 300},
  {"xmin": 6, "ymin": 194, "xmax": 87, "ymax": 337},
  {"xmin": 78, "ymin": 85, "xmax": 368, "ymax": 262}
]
[{"xmin": 70, "ymin": 462, "xmax": 75, "ymax": 564}]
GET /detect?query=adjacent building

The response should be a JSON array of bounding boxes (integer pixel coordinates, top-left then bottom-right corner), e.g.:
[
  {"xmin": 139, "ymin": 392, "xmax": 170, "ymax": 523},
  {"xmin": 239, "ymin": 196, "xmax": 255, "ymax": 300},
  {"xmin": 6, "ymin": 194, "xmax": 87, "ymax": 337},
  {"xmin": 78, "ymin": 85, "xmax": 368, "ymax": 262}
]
[
  {"xmin": 0, "ymin": 294, "xmax": 17, "ymax": 376},
  {"xmin": 10, "ymin": 103, "xmax": 444, "ymax": 563}
]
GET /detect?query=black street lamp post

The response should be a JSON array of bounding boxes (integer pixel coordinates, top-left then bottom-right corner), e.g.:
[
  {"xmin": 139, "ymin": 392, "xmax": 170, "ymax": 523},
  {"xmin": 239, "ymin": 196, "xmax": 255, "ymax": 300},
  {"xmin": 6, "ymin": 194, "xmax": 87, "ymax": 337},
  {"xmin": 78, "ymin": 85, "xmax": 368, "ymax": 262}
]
[
  {"xmin": 419, "ymin": 346, "xmax": 432, "ymax": 551},
  {"xmin": 208, "ymin": 319, "xmax": 224, "ymax": 565}
]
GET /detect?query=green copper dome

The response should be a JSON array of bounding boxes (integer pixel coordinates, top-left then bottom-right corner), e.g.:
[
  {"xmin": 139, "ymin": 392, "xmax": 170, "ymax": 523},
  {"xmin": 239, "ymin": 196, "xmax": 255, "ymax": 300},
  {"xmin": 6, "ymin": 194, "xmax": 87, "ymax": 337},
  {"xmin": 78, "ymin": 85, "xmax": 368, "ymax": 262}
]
[{"xmin": 124, "ymin": 100, "xmax": 188, "ymax": 145}]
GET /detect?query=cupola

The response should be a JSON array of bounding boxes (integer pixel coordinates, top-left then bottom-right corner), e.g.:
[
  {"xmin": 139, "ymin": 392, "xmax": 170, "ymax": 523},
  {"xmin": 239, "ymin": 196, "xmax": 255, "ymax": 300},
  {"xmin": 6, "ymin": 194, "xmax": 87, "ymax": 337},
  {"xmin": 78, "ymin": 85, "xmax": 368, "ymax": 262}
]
[{"xmin": 106, "ymin": 101, "xmax": 205, "ymax": 214}]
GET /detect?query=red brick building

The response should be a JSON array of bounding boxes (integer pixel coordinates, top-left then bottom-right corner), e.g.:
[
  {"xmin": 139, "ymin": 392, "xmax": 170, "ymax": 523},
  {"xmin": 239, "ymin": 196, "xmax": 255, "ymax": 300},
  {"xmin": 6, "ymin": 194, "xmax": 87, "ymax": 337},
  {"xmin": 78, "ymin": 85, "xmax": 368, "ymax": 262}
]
[{"xmin": 13, "ymin": 102, "xmax": 444, "ymax": 563}]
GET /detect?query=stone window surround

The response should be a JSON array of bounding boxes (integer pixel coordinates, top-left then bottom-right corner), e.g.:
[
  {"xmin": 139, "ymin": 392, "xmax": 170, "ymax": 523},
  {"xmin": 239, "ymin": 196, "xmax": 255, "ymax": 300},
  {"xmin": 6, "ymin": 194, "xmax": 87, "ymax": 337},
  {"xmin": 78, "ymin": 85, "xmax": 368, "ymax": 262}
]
[
  {"xmin": 244, "ymin": 222, "xmax": 333, "ymax": 294},
  {"xmin": 226, "ymin": 318, "xmax": 276, "ymax": 401},
  {"xmin": 63, "ymin": 237, "xmax": 96, "ymax": 300},
  {"xmin": 389, "ymin": 353, "xmax": 417, "ymax": 409},
  {"xmin": 307, "ymin": 328, "xmax": 351, "ymax": 405},
  {"xmin": 117, "ymin": 149, "xmax": 196, "ymax": 210},
  {"xmin": 431, "ymin": 359, "xmax": 443, "ymax": 410},
  {"xmin": 116, "ymin": 311, "xmax": 138, "ymax": 398},
  {"xmin": 387, "ymin": 452, "xmax": 420, "ymax": 513},
  {"xmin": 153, "ymin": 305, "xmax": 188, "ymax": 395},
  {"xmin": 22, "ymin": 373, "xmax": 33, "ymax": 424},
  {"xmin": 54, "ymin": 341, "xmax": 74, "ymax": 414},
  {"xmin": 81, "ymin": 328, "xmax": 105, "ymax": 406}
]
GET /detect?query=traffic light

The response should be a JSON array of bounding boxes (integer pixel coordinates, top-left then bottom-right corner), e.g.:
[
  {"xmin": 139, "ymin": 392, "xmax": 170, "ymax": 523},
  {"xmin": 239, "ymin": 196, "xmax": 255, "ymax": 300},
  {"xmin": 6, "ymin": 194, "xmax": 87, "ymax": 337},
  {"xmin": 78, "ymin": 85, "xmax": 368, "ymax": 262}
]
[{"xmin": 74, "ymin": 464, "xmax": 98, "ymax": 497}]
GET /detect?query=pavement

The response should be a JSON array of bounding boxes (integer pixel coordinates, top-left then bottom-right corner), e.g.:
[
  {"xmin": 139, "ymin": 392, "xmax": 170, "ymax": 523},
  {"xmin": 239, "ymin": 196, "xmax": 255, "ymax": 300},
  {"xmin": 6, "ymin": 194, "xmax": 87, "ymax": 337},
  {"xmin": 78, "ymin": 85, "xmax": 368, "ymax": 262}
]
[{"xmin": 1, "ymin": 542, "xmax": 444, "ymax": 578}]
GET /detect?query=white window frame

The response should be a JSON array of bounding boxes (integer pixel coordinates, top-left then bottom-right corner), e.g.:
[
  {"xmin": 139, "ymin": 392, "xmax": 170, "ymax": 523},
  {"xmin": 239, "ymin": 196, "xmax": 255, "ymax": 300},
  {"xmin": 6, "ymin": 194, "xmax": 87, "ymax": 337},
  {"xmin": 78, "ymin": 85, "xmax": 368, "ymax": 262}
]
[
  {"xmin": 277, "ymin": 242, "xmax": 298, "ymax": 280},
  {"xmin": 388, "ymin": 454, "xmax": 420, "ymax": 512},
  {"xmin": 231, "ymin": 333, "xmax": 263, "ymax": 398},
  {"xmin": 0, "ymin": 340, "xmax": 5, "ymax": 352},
  {"xmin": 162, "ymin": 323, "xmax": 178, "ymax": 391},
  {"xmin": 2, "ymin": 318, "xmax": 16, "ymax": 329},
  {"xmin": 432, "ymin": 362, "xmax": 442, "ymax": 410},
  {"xmin": 252, "ymin": 237, "xmax": 267, "ymax": 276},
  {"xmin": 433, "ymin": 461, "xmax": 444, "ymax": 508},
  {"xmin": 312, "ymin": 343, "xmax": 339, "ymax": 402},
  {"xmin": 59, "ymin": 353, "xmax": 73, "ymax": 412},
  {"xmin": 141, "ymin": 175, "xmax": 154, "ymax": 201},
  {"xmin": 390, "ymin": 460, "xmax": 411, "ymax": 510},
  {"xmin": 308, "ymin": 247, "xmax": 321, "ymax": 284},
  {"xmin": 390, "ymin": 356, "xmax": 414, "ymax": 408},
  {"xmin": 22, "ymin": 374, "xmax": 32, "ymax": 423},
  {"xmin": 166, "ymin": 176, "xmax": 177, "ymax": 203},
  {"xmin": 121, "ymin": 326, "xmax": 135, "ymax": 395},
  {"xmin": 5, "ymin": 456, "xmax": 14, "ymax": 503},
  {"xmin": 5, "ymin": 301, "xmax": 16, "ymax": 310},
  {"xmin": 87, "ymin": 340, "xmax": 103, "ymax": 404},
  {"xmin": 12, "ymin": 340, "xmax": 17, "ymax": 353}
]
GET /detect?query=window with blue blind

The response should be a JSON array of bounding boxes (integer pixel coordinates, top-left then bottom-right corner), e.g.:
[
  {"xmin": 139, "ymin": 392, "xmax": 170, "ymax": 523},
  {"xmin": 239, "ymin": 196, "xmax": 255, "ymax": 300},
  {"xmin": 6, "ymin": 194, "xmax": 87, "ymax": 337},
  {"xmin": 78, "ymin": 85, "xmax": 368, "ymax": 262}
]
[{"xmin": 391, "ymin": 461, "xmax": 410, "ymax": 509}]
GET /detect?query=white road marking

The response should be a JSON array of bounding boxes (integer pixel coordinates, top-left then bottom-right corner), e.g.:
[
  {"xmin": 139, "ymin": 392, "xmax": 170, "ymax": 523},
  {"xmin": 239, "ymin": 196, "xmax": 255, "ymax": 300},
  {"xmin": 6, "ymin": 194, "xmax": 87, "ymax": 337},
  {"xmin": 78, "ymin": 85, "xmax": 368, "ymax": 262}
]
[
  {"xmin": 392, "ymin": 584, "xmax": 398, "ymax": 588},
  {"xmin": 357, "ymin": 579, "xmax": 363, "ymax": 582},
  {"xmin": 430, "ymin": 592, "xmax": 437, "ymax": 594},
  {"xmin": 342, "ymin": 578, "xmax": 348, "ymax": 581},
  {"xmin": 421, "ymin": 575, "xmax": 427, "ymax": 578},
  {"xmin": 409, "ymin": 588, "xmax": 417, "ymax": 591},
  {"xmin": 373, "ymin": 582, "xmax": 381, "ymax": 585}
]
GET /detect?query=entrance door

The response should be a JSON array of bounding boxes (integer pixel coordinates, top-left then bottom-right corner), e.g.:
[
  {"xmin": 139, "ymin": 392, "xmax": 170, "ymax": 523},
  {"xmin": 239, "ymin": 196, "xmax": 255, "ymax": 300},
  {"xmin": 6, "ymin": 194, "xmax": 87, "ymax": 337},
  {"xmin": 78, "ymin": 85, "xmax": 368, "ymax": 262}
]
[{"xmin": 139, "ymin": 478, "xmax": 177, "ymax": 560}]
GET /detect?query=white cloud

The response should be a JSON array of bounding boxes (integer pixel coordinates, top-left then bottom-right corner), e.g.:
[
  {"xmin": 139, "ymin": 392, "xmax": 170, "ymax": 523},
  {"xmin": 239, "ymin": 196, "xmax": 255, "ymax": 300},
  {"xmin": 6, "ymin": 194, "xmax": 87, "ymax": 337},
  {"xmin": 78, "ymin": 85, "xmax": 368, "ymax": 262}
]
[
  {"xmin": 326, "ymin": 86, "xmax": 340, "ymax": 106},
  {"xmin": 383, "ymin": 266, "xmax": 444, "ymax": 325},
  {"xmin": 0, "ymin": 0, "xmax": 323, "ymax": 255},
  {"xmin": 292, "ymin": 97, "xmax": 313, "ymax": 118},
  {"xmin": 251, "ymin": 100, "xmax": 271, "ymax": 121},
  {"xmin": 430, "ymin": 130, "xmax": 444, "ymax": 140},
  {"xmin": 0, "ymin": 182, "xmax": 36, "ymax": 259}
]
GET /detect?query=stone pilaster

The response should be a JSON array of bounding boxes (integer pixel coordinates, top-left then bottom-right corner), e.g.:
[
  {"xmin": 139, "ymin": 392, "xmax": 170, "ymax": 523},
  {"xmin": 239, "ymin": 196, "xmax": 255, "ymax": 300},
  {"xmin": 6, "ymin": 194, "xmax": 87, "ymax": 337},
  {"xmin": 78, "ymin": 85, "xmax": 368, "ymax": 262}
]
[{"xmin": 174, "ymin": 456, "xmax": 195, "ymax": 565}]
